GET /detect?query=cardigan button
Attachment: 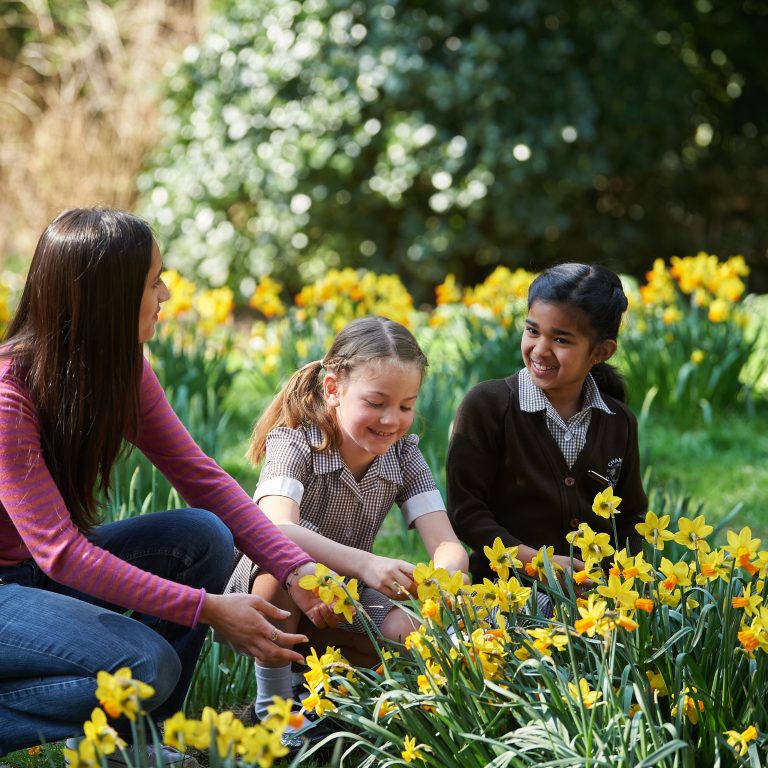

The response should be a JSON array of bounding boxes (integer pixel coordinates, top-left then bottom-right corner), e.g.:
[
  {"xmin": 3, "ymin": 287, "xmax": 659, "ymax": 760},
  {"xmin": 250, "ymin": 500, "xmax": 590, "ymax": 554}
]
[
  {"xmin": 569, "ymin": 517, "xmax": 581, "ymax": 529},
  {"xmin": 564, "ymin": 476, "xmax": 576, "ymax": 487}
]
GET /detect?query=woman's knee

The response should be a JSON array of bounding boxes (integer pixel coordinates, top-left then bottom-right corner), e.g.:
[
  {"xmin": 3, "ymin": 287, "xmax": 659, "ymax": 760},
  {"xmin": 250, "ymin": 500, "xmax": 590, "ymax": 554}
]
[{"xmin": 113, "ymin": 616, "xmax": 182, "ymax": 709}]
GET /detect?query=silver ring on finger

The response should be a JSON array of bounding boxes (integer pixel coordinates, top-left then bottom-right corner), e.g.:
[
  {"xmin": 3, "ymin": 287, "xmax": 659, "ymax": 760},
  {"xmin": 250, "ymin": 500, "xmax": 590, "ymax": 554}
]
[{"xmin": 270, "ymin": 627, "xmax": 278, "ymax": 642}]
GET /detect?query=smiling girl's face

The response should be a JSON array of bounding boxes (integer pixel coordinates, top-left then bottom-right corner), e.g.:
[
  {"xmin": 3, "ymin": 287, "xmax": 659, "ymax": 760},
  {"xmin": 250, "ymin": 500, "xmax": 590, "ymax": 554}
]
[
  {"xmin": 521, "ymin": 299, "xmax": 615, "ymax": 418},
  {"xmin": 323, "ymin": 358, "xmax": 422, "ymax": 478}
]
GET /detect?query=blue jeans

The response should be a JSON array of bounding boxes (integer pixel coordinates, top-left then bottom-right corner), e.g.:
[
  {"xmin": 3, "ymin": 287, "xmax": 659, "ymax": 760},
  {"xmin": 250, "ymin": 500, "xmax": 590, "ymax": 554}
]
[{"xmin": 0, "ymin": 508, "xmax": 234, "ymax": 754}]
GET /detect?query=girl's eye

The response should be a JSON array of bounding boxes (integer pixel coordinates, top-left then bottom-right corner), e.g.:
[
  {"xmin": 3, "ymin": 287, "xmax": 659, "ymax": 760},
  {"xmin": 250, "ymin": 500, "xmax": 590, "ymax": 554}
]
[
  {"xmin": 525, "ymin": 326, "xmax": 538, "ymax": 335},
  {"xmin": 366, "ymin": 400, "xmax": 383, "ymax": 408}
]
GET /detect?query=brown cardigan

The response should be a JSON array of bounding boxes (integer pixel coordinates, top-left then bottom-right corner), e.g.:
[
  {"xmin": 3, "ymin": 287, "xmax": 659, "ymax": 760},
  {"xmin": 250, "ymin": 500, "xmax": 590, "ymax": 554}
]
[{"xmin": 446, "ymin": 373, "xmax": 647, "ymax": 581}]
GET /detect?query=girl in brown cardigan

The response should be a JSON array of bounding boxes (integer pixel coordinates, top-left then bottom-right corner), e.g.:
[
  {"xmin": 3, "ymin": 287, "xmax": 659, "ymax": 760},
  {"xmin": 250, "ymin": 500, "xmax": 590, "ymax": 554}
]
[{"xmin": 447, "ymin": 263, "xmax": 647, "ymax": 585}]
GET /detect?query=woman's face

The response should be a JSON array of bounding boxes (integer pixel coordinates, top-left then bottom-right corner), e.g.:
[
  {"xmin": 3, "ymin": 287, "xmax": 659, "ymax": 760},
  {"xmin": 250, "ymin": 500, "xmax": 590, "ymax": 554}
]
[{"xmin": 138, "ymin": 242, "xmax": 170, "ymax": 343}]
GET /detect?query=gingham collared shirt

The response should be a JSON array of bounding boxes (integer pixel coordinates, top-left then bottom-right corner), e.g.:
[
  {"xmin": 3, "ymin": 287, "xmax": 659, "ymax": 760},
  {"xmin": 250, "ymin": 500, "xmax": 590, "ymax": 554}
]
[
  {"xmin": 224, "ymin": 424, "xmax": 444, "ymax": 629},
  {"xmin": 518, "ymin": 368, "xmax": 614, "ymax": 469},
  {"xmin": 254, "ymin": 425, "xmax": 444, "ymax": 552}
]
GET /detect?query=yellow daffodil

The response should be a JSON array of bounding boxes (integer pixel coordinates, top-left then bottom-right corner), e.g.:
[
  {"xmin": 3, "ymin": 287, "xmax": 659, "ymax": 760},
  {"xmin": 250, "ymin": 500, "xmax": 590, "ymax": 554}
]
[
  {"xmin": 405, "ymin": 626, "xmax": 434, "ymax": 660},
  {"xmin": 164, "ymin": 711, "xmax": 207, "ymax": 751},
  {"xmin": 635, "ymin": 511, "xmax": 675, "ymax": 550},
  {"xmin": 575, "ymin": 526, "xmax": 615, "ymax": 571},
  {"xmin": 566, "ymin": 678, "xmax": 602, "ymax": 709},
  {"xmin": 375, "ymin": 697, "xmax": 398, "ymax": 720},
  {"xmin": 724, "ymin": 527, "xmax": 761, "ymax": 576},
  {"xmin": 738, "ymin": 607, "xmax": 768, "ymax": 654},
  {"xmin": 301, "ymin": 689, "xmax": 337, "ymax": 717},
  {"xmin": 592, "ymin": 487, "xmax": 621, "ymax": 518},
  {"xmin": 83, "ymin": 707, "xmax": 126, "ymax": 754},
  {"xmin": 63, "ymin": 739, "xmax": 99, "ymax": 768},
  {"xmin": 635, "ymin": 597, "xmax": 654, "ymax": 613},
  {"xmin": 673, "ymin": 515, "xmax": 713, "ymax": 553},
  {"xmin": 525, "ymin": 545, "xmax": 560, "ymax": 579},
  {"xmin": 402, "ymin": 735, "xmax": 425, "ymax": 763},
  {"xmin": 646, "ymin": 670, "xmax": 668, "ymax": 698},
  {"xmin": 695, "ymin": 548, "xmax": 729, "ymax": 584},
  {"xmin": 159, "ymin": 270, "xmax": 195, "ymax": 319},
  {"xmin": 597, "ymin": 574, "xmax": 639, "ymax": 610},
  {"xmin": 526, "ymin": 626, "xmax": 569, "ymax": 656},
  {"xmin": 671, "ymin": 687, "xmax": 704, "ymax": 725},
  {"xmin": 298, "ymin": 563, "xmax": 338, "ymax": 604},
  {"xmin": 95, "ymin": 668, "xmax": 154, "ymax": 721},
  {"xmin": 249, "ymin": 275, "xmax": 286, "ymax": 318},
  {"xmin": 197, "ymin": 707, "xmax": 246, "ymax": 759},
  {"xmin": 238, "ymin": 722, "xmax": 290, "ymax": 765},
  {"xmin": 731, "ymin": 582, "xmax": 763, "ymax": 616},
  {"xmin": 724, "ymin": 725, "xmax": 758, "ymax": 756},
  {"xmin": 330, "ymin": 578, "xmax": 359, "ymax": 623},
  {"xmin": 435, "ymin": 274, "xmax": 462, "ymax": 305},
  {"xmin": 658, "ymin": 557, "xmax": 693, "ymax": 590},
  {"xmin": 416, "ymin": 659, "xmax": 447, "ymax": 695},
  {"xmin": 483, "ymin": 537, "xmax": 522, "ymax": 581},
  {"xmin": 610, "ymin": 549, "xmax": 655, "ymax": 583},
  {"xmin": 413, "ymin": 560, "xmax": 461, "ymax": 602},
  {"xmin": 574, "ymin": 594, "xmax": 608, "ymax": 636}
]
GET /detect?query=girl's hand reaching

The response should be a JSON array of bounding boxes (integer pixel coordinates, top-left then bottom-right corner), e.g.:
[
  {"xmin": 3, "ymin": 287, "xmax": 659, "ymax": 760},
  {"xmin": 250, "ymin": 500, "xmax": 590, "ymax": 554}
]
[
  {"xmin": 551, "ymin": 554, "xmax": 593, "ymax": 595},
  {"xmin": 366, "ymin": 554, "xmax": 416, "ymax": 600}
]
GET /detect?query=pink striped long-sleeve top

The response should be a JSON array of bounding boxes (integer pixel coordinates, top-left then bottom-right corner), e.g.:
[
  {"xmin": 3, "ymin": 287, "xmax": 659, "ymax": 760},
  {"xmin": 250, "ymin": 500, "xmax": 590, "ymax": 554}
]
[{"xmin": 0, "ymin": 356, "xmax": 312, "ymax": 627}]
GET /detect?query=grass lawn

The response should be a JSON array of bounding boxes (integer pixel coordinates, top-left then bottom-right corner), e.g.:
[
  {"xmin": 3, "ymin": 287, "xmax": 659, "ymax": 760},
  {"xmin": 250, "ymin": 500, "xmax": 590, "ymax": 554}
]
[{"xmin": 640, "ymin": 406, "xmax": 768, "ymax": 541}]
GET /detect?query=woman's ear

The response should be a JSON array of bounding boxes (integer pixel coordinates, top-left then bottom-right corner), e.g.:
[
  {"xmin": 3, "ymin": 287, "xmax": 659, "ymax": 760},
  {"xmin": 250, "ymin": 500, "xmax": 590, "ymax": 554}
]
[
  {"xmin": 592, "ymin": 339, "xmax": 617, "ymax": 365},
  {"xmin": 323, "ymin": 373, "xmax": 341, "ymax": 407}
]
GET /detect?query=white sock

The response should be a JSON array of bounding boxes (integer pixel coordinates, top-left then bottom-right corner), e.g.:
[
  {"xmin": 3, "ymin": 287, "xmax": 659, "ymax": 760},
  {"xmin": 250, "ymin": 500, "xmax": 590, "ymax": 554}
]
[{"xmin": 254, "ymin": 662, "xmax": 293, "ymax": 721}]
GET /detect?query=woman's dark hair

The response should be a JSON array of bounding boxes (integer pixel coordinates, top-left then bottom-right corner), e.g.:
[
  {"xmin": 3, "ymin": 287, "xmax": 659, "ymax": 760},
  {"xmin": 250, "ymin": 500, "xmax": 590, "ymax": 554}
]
[
  {"xmin": 248, "ymin": 316, "xmax": 428, "ymax": 464},
  {"xmin": 1, "ymin": 207, "xmax": 154, "ymax": 532},
  {"xmin": 527, "ymin": 262, "xmax": 629, "ymax": 401}
]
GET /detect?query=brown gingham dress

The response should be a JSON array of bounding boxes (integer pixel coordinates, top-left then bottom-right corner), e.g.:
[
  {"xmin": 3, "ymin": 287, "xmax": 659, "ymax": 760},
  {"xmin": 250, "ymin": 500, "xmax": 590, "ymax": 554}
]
[{"xmin": 225, "ymin": 424, "xmax": 445, "ymax": 632}]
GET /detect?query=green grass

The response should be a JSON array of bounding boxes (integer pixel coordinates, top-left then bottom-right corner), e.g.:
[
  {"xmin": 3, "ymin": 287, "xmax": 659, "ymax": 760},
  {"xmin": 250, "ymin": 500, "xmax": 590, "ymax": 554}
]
[{"xmin": 640, "ymin": 406, "xmax": 768, "ymax": 541}]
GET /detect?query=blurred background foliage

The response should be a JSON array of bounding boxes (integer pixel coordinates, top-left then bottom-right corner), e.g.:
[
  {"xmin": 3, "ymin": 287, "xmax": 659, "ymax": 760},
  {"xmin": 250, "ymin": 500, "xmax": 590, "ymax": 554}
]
[
  {"xmin": 2, "ymin": 0, "xmax": 768, "ymax": 302},
  {"xmin": 135, "ymin": 0, "xmax": 768, "ymax": 303}
]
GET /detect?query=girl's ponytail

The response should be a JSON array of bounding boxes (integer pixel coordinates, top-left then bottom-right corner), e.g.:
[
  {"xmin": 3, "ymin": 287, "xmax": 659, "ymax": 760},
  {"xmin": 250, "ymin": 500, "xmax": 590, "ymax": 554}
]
[
  {"xmin": 247, "ymin": 359, "xmax": 336, "ymax": 465},
  {"xmin": 590, "ymin": 362, "xmax": 627, "ymax": 403}
]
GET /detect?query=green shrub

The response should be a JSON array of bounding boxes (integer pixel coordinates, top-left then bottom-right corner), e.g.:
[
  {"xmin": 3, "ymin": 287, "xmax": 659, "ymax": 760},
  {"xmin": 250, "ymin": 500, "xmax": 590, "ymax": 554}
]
[{"xmin": 138, "ymin": 0, "xmax": 768, "ymax": 301}]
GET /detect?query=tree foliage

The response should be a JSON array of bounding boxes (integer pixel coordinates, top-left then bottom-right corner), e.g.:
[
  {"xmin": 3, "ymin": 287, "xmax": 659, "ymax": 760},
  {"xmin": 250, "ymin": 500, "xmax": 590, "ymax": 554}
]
[{"xmin": 138, "ymin": 0, "xmax": 768, "ymax": 301}]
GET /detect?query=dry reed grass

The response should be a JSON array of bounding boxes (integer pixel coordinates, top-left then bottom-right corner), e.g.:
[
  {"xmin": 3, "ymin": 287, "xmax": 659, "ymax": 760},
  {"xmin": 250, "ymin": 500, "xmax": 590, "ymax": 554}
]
[{"xmin": 0, "ymin": 0, "xmax": 206, "ymax": 275}]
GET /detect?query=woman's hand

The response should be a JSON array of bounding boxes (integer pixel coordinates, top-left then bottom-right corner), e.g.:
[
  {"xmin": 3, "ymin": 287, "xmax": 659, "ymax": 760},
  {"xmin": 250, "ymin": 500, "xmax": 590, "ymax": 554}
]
[
  {"xmin": 199, "ymin": 592, "xmax": 308, "ymax": 664},
  {"xmin": 286, "ymin": 561, "xmax": 337, "ymax": 628},
  {"xmin": 365, "ymin": 554, "xmax": 416, "ymax": 600}
]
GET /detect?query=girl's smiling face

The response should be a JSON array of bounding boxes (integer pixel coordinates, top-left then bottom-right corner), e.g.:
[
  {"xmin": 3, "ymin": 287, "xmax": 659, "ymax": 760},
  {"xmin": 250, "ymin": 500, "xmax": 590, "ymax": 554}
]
[
  {"xmin": 324, "ymin": 359, "xmax": 422, "ymax": 478},
  {"xmin": 521, "ymin": 300, "xmax": 616, "ymax": 418}
]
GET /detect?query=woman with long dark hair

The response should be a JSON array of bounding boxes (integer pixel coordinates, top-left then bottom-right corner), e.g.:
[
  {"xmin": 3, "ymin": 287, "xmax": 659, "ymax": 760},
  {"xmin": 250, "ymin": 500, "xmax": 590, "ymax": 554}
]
[{"xmin": 0, "ymin": 208, "xmax": 330, "ymax": 757}]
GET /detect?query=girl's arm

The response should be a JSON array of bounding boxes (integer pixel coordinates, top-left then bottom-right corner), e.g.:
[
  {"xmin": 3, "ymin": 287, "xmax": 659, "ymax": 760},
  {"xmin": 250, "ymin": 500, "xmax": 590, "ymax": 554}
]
[
  {"xmin": 259, "ymin": 494, "xmax": 416, "ymax": 600},
  {"xmin": 412, "ymin": 510, "xmax": 469, "ymax": 575}
]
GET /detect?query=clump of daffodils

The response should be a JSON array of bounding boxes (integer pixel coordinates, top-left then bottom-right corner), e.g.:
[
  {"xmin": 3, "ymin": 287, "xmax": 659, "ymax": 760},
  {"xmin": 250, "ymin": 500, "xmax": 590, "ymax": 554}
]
[{"xmin": 62, "ymin": 667, "xmax": 295, "ymax": 768}]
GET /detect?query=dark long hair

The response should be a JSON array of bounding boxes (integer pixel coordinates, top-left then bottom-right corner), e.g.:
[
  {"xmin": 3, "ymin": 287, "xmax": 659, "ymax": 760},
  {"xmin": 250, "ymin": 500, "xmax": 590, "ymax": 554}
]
[
  {"xmin": 1, "ymin": 208, "xmax": 154, "ymax": 532},
  {"xmin": 527, "ymin": 263, "xmax": 629, "ymax": 401},
  {"xmin": 248, "ymin": 316, "xmax": 428, "ymax": 464}
]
